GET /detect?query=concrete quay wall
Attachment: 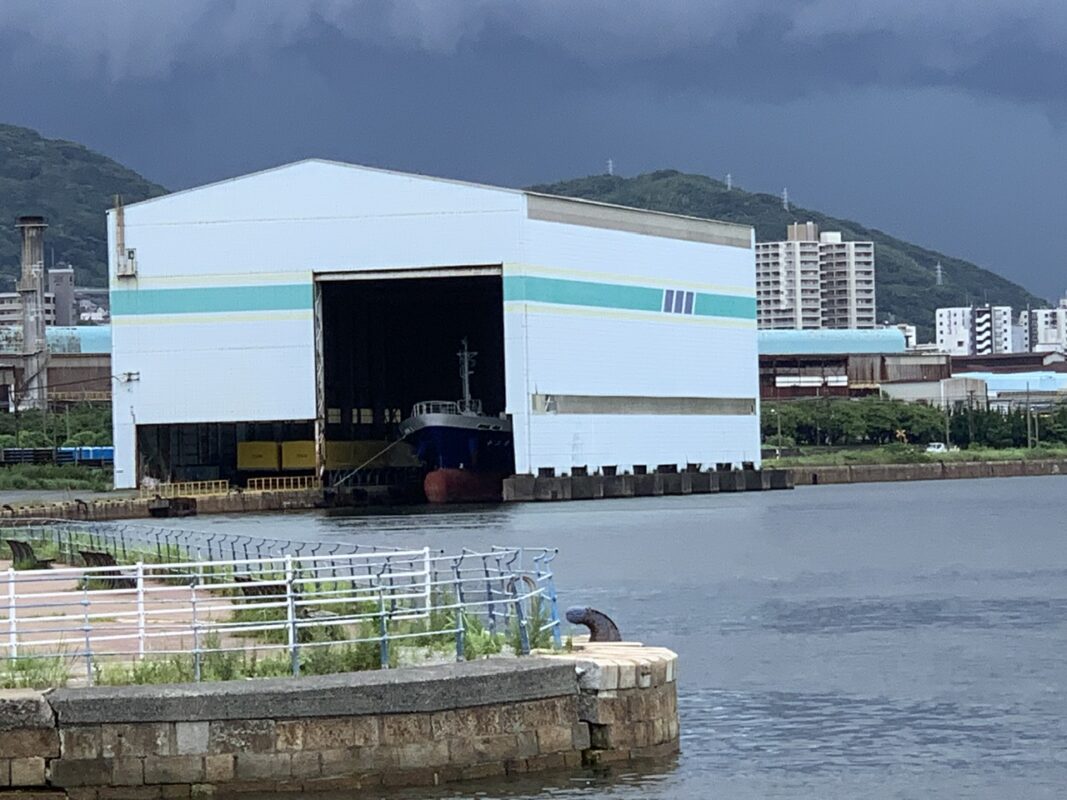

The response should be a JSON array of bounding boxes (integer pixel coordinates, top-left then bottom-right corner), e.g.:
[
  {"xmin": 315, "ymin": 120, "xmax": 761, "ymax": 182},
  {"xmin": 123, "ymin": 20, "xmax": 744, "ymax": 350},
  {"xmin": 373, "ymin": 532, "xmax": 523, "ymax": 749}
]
[
  {"xmin": 503, "ymin": 468, "xmax": 794, "ymax": 502},
  {"xmin": 0, "ymin": 645, "xmax": 678, "ymax": 798},
  {"xmin": 0, "ymin": 489, "xmax": 324, "ymax": 524},
  {"xmin": 791, "ymin": 458, "xmax": 1067, "ymax": 487}
]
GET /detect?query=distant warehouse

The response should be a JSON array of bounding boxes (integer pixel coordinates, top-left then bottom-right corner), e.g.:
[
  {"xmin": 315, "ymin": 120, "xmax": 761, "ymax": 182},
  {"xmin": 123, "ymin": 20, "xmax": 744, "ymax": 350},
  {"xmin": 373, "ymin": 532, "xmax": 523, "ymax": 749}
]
[{"xmin": 108, "ymin": 160, "xmax": 760, "ymax": 490}]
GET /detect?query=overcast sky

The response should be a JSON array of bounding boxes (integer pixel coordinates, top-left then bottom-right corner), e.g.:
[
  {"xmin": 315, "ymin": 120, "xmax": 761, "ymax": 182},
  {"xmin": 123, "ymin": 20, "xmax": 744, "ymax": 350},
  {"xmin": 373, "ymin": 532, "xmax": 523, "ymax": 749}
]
[{"xmin": 1, "ymin": 0, "xmax": 1064, "ymax": 300}]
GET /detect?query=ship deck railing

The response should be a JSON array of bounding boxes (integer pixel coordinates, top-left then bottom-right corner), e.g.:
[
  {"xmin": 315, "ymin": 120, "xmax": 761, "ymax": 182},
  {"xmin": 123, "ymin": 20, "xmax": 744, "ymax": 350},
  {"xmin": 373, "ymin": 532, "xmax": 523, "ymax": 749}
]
[{"xmin": 410, "ymin": 399, "xmax": 483, "ymax": 417}]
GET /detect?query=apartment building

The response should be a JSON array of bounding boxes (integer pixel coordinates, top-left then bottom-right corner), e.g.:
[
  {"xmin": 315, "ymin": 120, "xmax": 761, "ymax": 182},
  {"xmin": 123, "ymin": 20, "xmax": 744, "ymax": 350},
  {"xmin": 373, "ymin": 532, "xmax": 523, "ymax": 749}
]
[
  {"xmin": 756, "ymin": 221, "xmax": 876, "ymax": 329},
  {"xmin": 1026, "ymin": 295, "xmax": 1067, "ymax": 353},
  {"xmin": 818, "ymin": 232, "xmax": 876, "ymax": 329},
  {"xmin": 0, "ymin": 292, "xmax": 56, "ymax": 326},
  {"xmin": 755, "ymin": 226, "xmax": 822, "ymax": 329},
  {"xmin": 936, "ymin": 305, "xmax": 1015, "ymax": 355}
]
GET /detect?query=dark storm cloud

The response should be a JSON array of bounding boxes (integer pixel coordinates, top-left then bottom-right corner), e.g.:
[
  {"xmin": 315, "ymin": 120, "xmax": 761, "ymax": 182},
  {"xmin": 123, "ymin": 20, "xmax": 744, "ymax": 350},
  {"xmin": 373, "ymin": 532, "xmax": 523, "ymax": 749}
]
[
  {"xmin": 2, "ymin": 0, "xmax": 1066, "ymax": 108},
  {"xmin": 1, "ymin": 1, "xmax": 1065, "ymax": 301}
]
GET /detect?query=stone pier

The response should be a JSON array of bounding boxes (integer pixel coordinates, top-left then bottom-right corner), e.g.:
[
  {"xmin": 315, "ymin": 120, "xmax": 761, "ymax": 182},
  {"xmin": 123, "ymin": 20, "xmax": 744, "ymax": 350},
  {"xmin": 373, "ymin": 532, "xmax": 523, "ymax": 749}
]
[{"xmin": 0, "ymin": 644, "xmax": 678, "ymax": 798}]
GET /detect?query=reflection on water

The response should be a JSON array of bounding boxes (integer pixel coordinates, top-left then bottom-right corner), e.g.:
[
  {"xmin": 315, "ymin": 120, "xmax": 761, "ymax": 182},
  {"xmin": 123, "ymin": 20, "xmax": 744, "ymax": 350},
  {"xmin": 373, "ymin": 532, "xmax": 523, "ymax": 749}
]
[{"xmin": 157, "ymin": 477, "xmax": 1067, "ymax": 798}]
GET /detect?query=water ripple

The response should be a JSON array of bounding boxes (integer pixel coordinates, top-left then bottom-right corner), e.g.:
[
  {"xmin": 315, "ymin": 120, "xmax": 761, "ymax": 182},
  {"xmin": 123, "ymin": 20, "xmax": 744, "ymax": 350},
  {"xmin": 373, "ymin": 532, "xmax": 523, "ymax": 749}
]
[
  {"xmin": 683, "ymin": 688, "xmax": 1067, "ymax": 775},
  {"xmin": 723, "ymin": 596, "xmax": 1067, "ymax": 634}
]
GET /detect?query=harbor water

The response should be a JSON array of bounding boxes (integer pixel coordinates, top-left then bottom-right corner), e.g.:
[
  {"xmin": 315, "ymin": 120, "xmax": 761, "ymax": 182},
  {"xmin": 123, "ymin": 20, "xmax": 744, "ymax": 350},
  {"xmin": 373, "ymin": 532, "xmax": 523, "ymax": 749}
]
[{"xmin": 166, "ymin": 475, "xmax": 1067, "ymax": 798}]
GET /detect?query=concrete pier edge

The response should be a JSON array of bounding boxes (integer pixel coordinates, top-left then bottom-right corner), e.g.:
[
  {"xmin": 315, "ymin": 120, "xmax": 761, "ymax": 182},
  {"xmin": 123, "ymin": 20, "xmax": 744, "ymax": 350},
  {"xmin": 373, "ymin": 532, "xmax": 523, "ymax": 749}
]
[{"xmin": 0, "ymin": 644, "xmax": 679, "ymax": 798}]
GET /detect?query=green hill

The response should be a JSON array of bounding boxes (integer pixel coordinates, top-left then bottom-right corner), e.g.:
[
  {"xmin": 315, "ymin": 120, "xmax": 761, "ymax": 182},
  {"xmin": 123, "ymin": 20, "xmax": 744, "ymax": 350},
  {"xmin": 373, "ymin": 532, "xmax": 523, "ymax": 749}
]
[
  {"xmin": 0, "ymin": 129, "xmax": 1044, "ymax": 335},
  {"xmin": 528, "ymin": 170, "xmax": 1045, "ymax": 339},
  {"xmin": 0, "ymin": 124, "xmax": 165, "ymax": 288}
]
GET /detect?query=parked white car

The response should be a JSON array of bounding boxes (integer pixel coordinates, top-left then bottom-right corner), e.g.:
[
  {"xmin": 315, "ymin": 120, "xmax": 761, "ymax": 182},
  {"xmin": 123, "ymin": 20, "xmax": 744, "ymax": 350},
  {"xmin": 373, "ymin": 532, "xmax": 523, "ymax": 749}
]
[{"xmin": 925, "ymin": 442, "xmax": 948, "ymax": 454}]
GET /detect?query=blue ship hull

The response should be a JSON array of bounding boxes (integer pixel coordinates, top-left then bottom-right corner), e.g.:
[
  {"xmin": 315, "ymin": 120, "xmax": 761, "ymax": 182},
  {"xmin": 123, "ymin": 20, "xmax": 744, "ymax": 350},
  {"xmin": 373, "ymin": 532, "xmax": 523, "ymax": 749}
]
[{"xmin": 407, "ymin": 424, "xmax": 514, "ymax": 473}]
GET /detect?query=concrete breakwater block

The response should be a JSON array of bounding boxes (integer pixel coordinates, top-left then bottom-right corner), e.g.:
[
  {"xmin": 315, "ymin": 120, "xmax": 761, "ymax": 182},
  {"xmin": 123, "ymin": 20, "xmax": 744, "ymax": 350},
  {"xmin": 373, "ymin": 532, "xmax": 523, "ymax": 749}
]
[
  {"xmin": 503, "ymin": 467, "xmax": 797, "ymax": 502},
  {"xmin": 503, "ymin": 474, "xmax": 536, "ymax": 502},
  {"xmin": 601, "ymin": 474, "xmax": 634, "ymax": 497},
  {"xmin": 764, "ymin": 469, "xmax": 793, "ymax": 490},
  {"xmin": 533, "ymin": 476, "xmax": 572, "ymax": 501},
  {"xmin": 570, "ymin": 475, "xmax": 604, "ymax": 500},
  {"xmin": 718, "ymin": 471, "xmax": 746, "ymax": 492},
  {"xmin": 632, "ymin": 474, "xmax": 662, "ymax": 497}
]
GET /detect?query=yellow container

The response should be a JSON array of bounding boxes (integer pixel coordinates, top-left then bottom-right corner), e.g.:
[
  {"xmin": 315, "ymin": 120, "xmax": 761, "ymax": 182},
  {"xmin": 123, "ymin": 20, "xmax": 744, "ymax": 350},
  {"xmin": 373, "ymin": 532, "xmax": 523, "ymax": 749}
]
[
  {"xmin": 324, "ymin": 440, "xmax": 358, "ymax": 470},
  {"xmin": 237, "ymin": 441, "xmax": 280, "ymax": 471},
  {"xmin": 281, "ymin": 440, "xmax": 317, "ymax": 470}
]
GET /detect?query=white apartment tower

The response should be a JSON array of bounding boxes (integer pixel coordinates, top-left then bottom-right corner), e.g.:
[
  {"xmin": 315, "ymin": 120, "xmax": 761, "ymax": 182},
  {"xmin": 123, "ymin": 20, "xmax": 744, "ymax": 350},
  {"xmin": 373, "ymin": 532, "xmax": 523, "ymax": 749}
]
[
  {"xmin": 935, "ymin": 305, "xmax": 1014, "ymax": 355},
  {"xmin": 755, "ymin": 222, "xmax": 876, "ymax": 329},
  {"xmin": 755, "ymin": 222, "xmax": 822, "ymax": 329},
  {"xmin": 818, "ymin": 232, "xmax": 876, "ymax": 329},
  {"xmin": 1026, "ymin": 294, "xmax": 1067, "ymax": 353}
]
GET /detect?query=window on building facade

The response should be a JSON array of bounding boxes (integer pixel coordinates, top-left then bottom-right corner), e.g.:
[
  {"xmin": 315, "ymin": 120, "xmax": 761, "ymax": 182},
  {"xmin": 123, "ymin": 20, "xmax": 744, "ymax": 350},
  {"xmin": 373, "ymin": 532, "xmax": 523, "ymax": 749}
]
[{"xmin": 662, "ymin": 289, "xmax": 695, "ymax": 315}]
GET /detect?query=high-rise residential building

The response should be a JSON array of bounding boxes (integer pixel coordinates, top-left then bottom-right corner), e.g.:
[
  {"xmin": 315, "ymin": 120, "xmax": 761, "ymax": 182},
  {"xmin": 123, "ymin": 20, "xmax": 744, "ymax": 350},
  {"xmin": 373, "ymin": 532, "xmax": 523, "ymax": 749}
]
[
  {"xmin": 1025, "ymin": 295, "xmax": 1067, "ymax": 353},
  {"xmin": 755, "ymin": 226, "xmax": 822, "ymax": 329},
  {"xmin": 935, "ymin": 305, "xmax": 1014, "ymax": 355},
  {"xmin": 1011, "ymin": 313, "xmax": 1031, "ymax": 353},
  {"xmin": 755, "ymin": 222, "xmax": 876, "ymax": 329},
  {"xmin": 818, "ymin": 232, "xmax": 876, "ymax": 329}
]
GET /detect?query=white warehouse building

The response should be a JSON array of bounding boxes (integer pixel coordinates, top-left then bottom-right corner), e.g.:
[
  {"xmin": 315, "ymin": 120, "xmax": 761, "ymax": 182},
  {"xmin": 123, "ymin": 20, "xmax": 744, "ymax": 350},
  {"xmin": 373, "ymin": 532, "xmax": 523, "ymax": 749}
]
[{"xmin": 108, "ymin": 160, "xmax": 760, "ymax": 490}]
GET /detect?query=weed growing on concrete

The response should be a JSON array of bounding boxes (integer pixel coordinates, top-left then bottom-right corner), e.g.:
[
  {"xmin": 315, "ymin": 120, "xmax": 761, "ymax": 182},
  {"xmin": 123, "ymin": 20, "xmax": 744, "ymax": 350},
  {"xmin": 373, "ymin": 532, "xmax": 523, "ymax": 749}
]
[
  {"xmin": 0, "ymin": 655, "xmax": 70, "ymax": 689},
  {"xmin": 462, "ymin": 614, "xmax": 505, "ymax": 660},
  {"xmin": 509, "ymin": 596, "xmax": 555, "ymax": 653}
]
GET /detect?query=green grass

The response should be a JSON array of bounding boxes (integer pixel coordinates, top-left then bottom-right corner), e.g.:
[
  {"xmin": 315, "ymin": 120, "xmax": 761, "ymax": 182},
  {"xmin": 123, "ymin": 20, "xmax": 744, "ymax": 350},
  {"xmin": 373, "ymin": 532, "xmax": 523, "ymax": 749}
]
[
  {"xmin": 0, "ymin": 655, "xmax": 70, "ymax": 689},
  {"xmin": 1, "ymin": 540, "xmax": 553, "ymax": 687},
  {"xmin": 0, "ymin": 464, "xmax": 112, "ymax": 492},
  {"xmin": 772, "ymin": 444, "xmax": 1067, "ymax": 467}
]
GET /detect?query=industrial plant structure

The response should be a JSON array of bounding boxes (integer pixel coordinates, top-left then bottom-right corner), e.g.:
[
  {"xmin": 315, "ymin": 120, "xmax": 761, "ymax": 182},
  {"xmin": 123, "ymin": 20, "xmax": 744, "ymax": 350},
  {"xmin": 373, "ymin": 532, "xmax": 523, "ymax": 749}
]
[{"xmin": 107, "ymin": 160, "xmax": 760, "ymax": 490}]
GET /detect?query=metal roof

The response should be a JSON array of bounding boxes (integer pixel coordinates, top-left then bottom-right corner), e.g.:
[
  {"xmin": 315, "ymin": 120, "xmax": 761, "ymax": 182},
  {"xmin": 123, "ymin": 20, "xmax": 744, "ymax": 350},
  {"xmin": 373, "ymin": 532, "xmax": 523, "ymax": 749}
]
[
  {"xmin": 954, "ymin": 371, "xmax": 1067, "ymax": 395},
  {"xmin": 758, "ymin": 328, "xmax": 906, "ymax": 355},
  {"xmin": 114, "ymin": 159, "xmax": 752, "ymax": 245}
]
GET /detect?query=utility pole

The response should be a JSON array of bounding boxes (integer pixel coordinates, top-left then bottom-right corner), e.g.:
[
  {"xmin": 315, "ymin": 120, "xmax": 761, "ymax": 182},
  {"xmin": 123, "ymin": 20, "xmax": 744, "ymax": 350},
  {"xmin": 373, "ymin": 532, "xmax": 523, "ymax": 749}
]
[
  {"xmin": 1026, "ymin": 382, "xmax": 1032, "ymax": 448},
  {"xmin": 941, "ymin": 381, "xmax": 950, "ymax": 445},
  {"xmin": 967, "ymin": 390, "xmax": 975, "ymax": 445}
]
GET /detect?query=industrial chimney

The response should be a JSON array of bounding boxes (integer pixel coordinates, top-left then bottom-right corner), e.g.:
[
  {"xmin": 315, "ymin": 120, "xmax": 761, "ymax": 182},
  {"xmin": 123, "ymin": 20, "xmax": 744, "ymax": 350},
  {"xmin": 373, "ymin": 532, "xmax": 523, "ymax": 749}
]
[{"xmin": 16, "ymin": 216, "xmax": 48, "ymax": 409}]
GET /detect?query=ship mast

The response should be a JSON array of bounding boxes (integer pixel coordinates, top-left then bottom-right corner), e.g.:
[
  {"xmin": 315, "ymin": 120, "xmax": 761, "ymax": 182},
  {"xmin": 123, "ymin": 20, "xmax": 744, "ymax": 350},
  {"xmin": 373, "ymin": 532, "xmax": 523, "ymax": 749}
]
[{"xmin": 458, "ymin": 338, "xmax": 477, "ymax": 408}]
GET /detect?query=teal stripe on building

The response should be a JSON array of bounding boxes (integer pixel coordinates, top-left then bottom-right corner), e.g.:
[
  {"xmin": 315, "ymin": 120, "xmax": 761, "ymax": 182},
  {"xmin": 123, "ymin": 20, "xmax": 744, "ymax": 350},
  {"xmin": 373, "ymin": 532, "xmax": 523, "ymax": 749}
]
[
  {"xmin": 693, "ymin": 293, "xmax": 756, "ymax": 320},
  {"xmin": 503, "ymin": 275, "xmax": 754, "ymax": 320},
  {"xmin": 111, "ymin": 276, "xmax": 754, "ymax": 320},
  {"xmin": 111, "ymin": 284, "xmax": 313, "ymax": 316},
  {"xmin": 504, "ymin": 276, "xmax": 663, "ymax": 312}
]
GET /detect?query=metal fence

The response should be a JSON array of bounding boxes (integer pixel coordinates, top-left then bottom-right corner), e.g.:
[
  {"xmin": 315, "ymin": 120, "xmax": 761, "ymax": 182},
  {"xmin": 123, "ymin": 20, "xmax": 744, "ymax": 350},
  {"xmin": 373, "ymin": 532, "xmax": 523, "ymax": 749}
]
[
  {"xmin": 0, "ymin": 518, "xmax": 397, "ymax": 565},
  {"xmin": 245, "ymin": 476, "xmax": 323, "ymax": 493},
  {"xmin": 138, "ymin": 480, "xmax": 232, "ymax": 499},
  {"xmin": 1, "ymin": 532, "xmax": 561, "ymax": 686}
]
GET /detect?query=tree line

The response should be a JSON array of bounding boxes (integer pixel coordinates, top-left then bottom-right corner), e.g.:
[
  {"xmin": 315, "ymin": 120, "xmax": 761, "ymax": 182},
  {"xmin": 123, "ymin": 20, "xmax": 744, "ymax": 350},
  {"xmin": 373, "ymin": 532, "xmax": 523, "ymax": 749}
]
[
  {"xmin": 762, "ymin": 397, "xmax": 1067, "ymax": 449},
  {"xmin": 0, "ymin": 403, "xmax": 111, "ymax": 448}
]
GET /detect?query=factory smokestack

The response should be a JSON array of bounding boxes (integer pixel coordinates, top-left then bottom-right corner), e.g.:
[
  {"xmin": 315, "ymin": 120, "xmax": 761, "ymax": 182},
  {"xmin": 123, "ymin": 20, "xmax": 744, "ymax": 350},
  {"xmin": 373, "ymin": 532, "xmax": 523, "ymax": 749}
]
[{"xmin": 16, "ymin": 216, "xmax": 49, "ymax": 409}]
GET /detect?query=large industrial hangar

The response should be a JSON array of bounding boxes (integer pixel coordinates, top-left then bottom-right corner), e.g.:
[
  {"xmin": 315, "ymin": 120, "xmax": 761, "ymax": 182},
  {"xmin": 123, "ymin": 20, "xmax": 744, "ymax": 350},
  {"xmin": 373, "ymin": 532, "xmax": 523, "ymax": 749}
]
[{"xmin": 108, "ymin": 160, "xmax": 760, "ymax": 490}]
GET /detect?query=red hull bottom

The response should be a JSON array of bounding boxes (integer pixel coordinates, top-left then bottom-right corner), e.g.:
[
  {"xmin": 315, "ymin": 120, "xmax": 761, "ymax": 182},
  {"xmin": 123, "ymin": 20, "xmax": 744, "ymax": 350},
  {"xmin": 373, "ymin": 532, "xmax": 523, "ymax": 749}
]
[{"xmin": 424, "ymin": 468, "xmax": 505, "ymax": 504}]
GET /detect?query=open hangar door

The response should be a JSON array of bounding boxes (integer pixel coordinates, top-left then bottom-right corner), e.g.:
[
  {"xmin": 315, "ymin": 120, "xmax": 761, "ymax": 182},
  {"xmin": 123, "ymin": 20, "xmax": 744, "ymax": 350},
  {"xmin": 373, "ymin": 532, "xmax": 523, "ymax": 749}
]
[{"xmin": 316, "ymin": 268, "xmax": 511, "ymax": 490}]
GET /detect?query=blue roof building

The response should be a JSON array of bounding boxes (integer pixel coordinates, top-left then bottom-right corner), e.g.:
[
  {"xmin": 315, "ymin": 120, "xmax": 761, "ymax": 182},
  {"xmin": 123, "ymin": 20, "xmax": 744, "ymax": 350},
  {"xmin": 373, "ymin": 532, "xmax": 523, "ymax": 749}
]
[{"xmin": 759, "ymin": 328, "xmax": 906, "ymax": 355}]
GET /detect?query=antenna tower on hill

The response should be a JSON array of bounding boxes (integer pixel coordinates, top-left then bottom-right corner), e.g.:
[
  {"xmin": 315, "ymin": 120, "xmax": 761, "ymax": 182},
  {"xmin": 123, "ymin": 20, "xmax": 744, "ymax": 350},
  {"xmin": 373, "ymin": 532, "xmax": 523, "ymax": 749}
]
[
  {"xmin": 606, "ymin": 158, "xmax": 614, "ymax": 176},
  {"xmin": 726, "ymin": 173, "xmax": 732, "ymax": 190},
  {"xmin": 782, "ymin": 188, "xmax": 789, "ymax": 211},
  {"xmin": 935, "ymin": 261, "xmax": 944, "ymax": 286}
]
